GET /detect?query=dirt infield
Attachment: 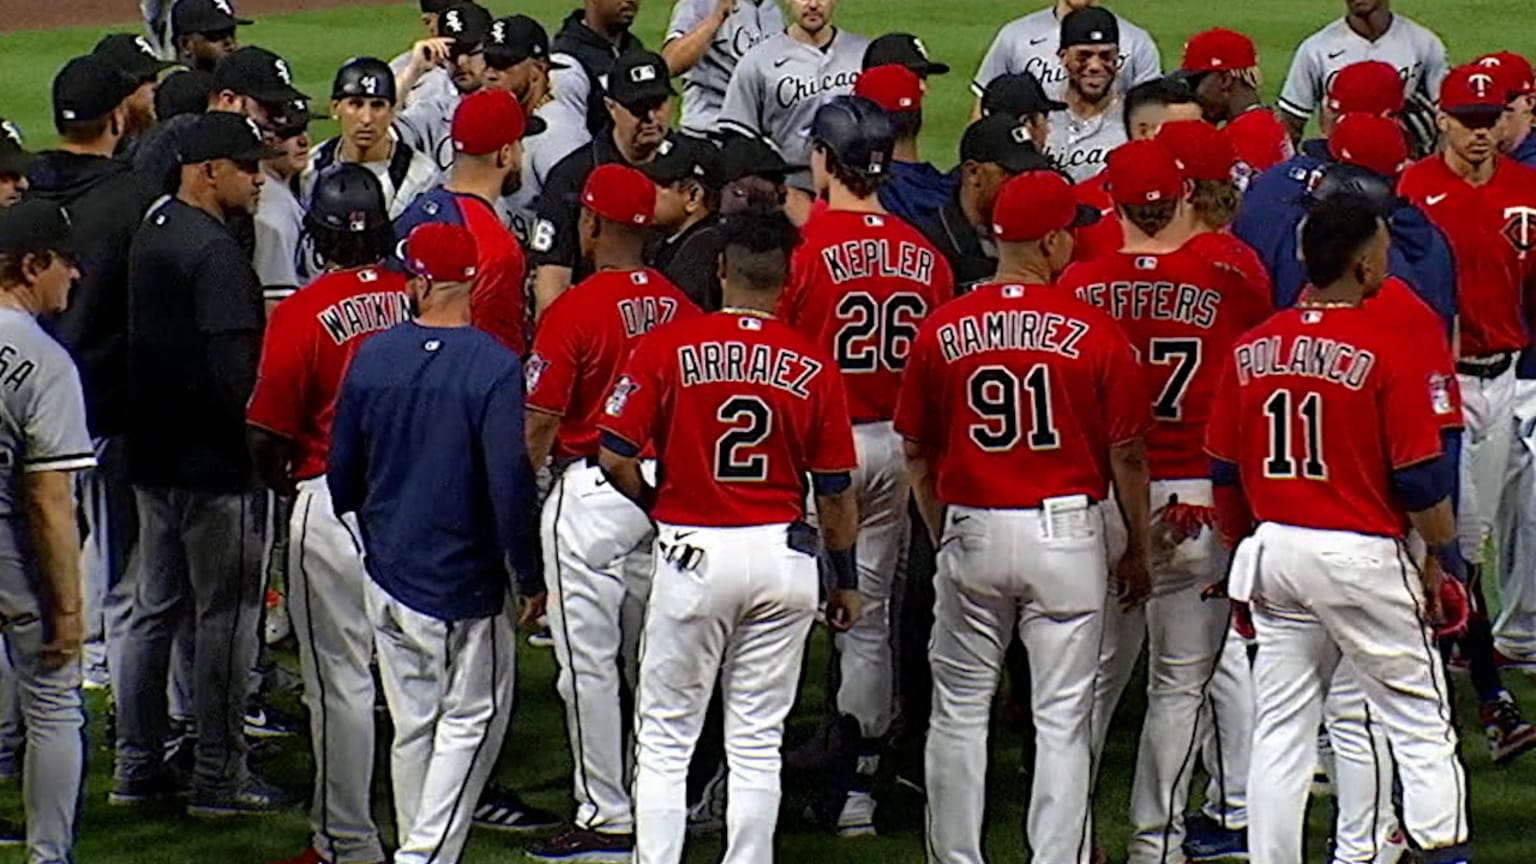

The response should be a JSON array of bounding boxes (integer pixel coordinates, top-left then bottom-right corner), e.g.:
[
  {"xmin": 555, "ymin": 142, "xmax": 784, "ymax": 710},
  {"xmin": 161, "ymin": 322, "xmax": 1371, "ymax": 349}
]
[{"xmin": 4, "ymin": 0, "xmax": 392, "ymax": 35}]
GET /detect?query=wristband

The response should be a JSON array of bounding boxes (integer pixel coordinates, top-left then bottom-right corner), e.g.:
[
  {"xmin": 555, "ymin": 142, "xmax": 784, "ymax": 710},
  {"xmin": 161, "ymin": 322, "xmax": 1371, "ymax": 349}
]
[
  {"xmin": 828, "ymin": 546, "xmax": 857, "ymax": 591},
  {"xmin": 1431, "ymin": 541, "xmax": 1467, "ymax": 584}
]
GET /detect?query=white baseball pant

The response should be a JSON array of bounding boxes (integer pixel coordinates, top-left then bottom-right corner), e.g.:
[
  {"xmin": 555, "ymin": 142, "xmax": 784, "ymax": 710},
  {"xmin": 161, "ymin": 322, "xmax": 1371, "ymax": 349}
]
[
  {"xmin": 1495, "ymin": 376, "xmax": 1536, "ymax": 659},
  {"xmin": 289, "ymin": 478, "xmax": 383, "ymax": 864},
  {"xmin": 634, "ymin": 522, "xmax": 818, "ymax": 864},
  {"xmin": 836, "ymin": 422, "xmax": 908, "ymax": 740},
  {"xmin": 1457, "ymin": 365, "xmax": 1515, "ymax": 564},
  {"xmin": 1089, "ymin": 503, "xmax": 1133, "ymax": 771},
  {"xmin": 1324, "ymin": 664, "xmax": 1403, "ymax": 864},
  {"xmin": 925, "ymin": 502, "xmax": 1107, "ymax": 864},
  {"xmin": 542, "ymin": 459, "xmax": 655, "ymax": 833},
  {"xmin": 1238, "ymin": 522, "xmax": 1467, "ymax": 864},
  {"xmin": 367, "ymin": 580, "xmax": 514, "ymax": 864},
  {"xmin": 1198, "ymin": 627, "xmax": 1253, "ymax": 831}
]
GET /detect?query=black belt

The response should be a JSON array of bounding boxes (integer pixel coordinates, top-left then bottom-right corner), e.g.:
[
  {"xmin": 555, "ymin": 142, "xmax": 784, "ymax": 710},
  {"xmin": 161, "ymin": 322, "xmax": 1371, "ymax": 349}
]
[
  {"xmin": 553, "ymin": 454, "xmax": 601, "ymax": 472},
  {"xmin": 1456, "ymin": 353, "xmax": 1513, "ymax": 379}
]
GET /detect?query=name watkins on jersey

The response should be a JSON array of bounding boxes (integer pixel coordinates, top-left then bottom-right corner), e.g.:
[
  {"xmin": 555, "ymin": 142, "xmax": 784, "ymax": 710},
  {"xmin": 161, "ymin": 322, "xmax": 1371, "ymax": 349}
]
[
  {"xmin": 317, "ymin": 291, "xmax": 413, "ymax": 346},
  {"xmin": 935, "ymin": 309, "xmax": 1090, "ymax": 363},
  {"xmin": 677, "ymin": 341, "xmax": 823, "ymax": 398},
  {"xmin": 775, "ymin": 69, "xmax": 860, "ymax": 109},
  {"xmin": 820, "ymin": 239, "xmax": 937, "ymax": 285},
  {"xmin": 1234, "ymin": 333, "xmax": 1375, "ymax": 390}
]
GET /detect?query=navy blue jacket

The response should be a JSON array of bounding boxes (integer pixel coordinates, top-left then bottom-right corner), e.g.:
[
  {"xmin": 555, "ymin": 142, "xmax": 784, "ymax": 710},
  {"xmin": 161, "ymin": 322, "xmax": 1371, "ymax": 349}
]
[{"xmin": 878, "ymin": 161, "xmax": 957, "ymax": 229}]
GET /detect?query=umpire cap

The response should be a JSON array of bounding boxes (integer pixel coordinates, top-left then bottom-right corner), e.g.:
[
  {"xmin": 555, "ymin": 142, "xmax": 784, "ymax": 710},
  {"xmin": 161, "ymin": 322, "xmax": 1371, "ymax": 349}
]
[
  {"xmin": 306, "ymin": 164, "xmax": 390, "ymax": 233},
  {"xmin": 810, "ymin": 96, "xmax": 895, "ymax": 177},
  {"xmin": 332, "ymin": 57, "xmax": 397, "ymax": 103}
]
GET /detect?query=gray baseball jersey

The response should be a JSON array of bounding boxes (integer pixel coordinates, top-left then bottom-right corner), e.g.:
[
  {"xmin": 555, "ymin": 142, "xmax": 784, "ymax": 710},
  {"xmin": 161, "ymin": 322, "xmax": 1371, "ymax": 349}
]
[
  {"xmin": 254, "ymin": 167, "xmax": 305, "ymax": 301},
  {"xmin": 972, "ymin": 7, "xmax": 1161, "ymax": 101},
  {"xmin": 395, "ymin": 91, "xmax": 460, "ymax": 173},
  {"xmin": 389, "ymin": 51, "xmax": 458, "ymax": 109},
  {"xmin": 718, "ymin": 28, "xmax": 870, "ymax": 165},
  {"xmin": 666, "ymin": 0, "xmax": 785, "ymax": 137},
  {"xmin": 0, "ymin": 308, "xmax": 95, "ymax": 521},
  {"xmin": 1044, "ymin": 95, "xmax": 1126, "ymax": 183},
  {"xmin": 499, "ymin": 99, "xmax": 590, "ymax": 246},
  {"xmin": 1278, "ymin": 15, "xmax": 1449, "ymax": 120}
]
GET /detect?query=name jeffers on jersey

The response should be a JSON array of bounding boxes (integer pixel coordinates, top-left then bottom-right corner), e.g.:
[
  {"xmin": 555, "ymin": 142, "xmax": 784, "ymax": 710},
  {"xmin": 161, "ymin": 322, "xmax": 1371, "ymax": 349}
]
[
  {"xmin": 777, "ymin": 69, "xmax": 860, "ymax": 109},
  {"xmin": 318, "ymin": 291, "xmax": 413, "ymax": 346},
  {"xmin": 1071, "ymin": 279, "xmax": 1222, "ymax": 328},
  {"xmin": 821, "ymin": 239, "xmax": 938, "ymax": 284},
  {"xmin": 678, "ymin": 340, "xmax": 823, "ymax": 398}
]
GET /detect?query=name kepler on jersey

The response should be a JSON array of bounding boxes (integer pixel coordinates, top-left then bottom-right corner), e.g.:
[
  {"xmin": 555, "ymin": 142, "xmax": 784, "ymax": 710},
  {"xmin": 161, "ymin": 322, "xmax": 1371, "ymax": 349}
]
[
  {"xmin": 678, "ymin": 340, "xmax": 823, "ymax": 398},
  {"xmin": 1071, "ymin": 278, "xmax": 1222, "ymax": 328},
  {"xmin": 820, "ymin": 236, "xmax": 937, "ymax": 285},
  {"xmin": 1234, "ymin": 333, "xmax": 1376, "ymax": 390},
  {"xmin": 317, "ymin": 289, "xmax": 413, "ymax": 346}
]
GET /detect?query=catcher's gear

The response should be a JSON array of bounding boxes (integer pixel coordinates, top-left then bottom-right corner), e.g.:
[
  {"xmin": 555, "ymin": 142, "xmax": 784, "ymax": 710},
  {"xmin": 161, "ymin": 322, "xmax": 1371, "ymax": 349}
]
[
  {"xmin": 332, "ymin": 56, "xmax": 397, "ymax": 103},
  {"xmin": 1399, "ymin": 91, "xmax": 1441, "ymax": 160}
]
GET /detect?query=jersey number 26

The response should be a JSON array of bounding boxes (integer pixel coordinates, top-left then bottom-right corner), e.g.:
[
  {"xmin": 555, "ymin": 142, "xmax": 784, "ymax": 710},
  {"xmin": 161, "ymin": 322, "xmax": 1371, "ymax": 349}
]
[{"xmin": 834, "ymin": 292, "xmax": 926, "ymax": 372}]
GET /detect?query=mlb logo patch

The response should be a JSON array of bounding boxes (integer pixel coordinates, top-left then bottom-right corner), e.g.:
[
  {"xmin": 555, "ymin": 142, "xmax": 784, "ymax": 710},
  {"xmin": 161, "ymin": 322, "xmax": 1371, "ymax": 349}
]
[
  {"xmin": 1134, "ymin": 256, "xmax": 1156, "ymax": 270},
  {"xmin": 738, "ymin": 317, "xmax": 763, "ymax": 331},
  {"xmin": 1301, "ymin": 310, "xmax": 1324, "ymax": 325},
  {"xmin": 605, "ymin": 376, "xmax": 639, "ymax": 416},
  {"xmin": 631, "ymin": 65, "xmax": 658, "ymax": 84}
]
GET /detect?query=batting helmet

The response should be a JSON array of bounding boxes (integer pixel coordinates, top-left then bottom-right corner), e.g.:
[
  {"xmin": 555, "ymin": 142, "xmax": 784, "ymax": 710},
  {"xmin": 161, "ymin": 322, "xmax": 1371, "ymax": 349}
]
[
  {"xmin": 1305, "ymin": 162, "xmax": 1402, "ymax": 218},
  {"xmin": 810, "ymin": 96, "xmax": 896, "ymax": 178},
  {"xmin": 332, "ymin": 56, "xmax": 397, "ymax": 104},
  {"xmin": 306, "ymin": 164, "xmax": 389, "ymax": 234}
]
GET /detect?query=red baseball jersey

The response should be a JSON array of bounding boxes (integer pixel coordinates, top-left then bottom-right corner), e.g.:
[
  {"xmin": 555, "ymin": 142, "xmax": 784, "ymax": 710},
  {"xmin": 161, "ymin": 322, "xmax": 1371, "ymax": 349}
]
[
  {"xmin": 1185, "ymin": 230, "xmax": 1274, "ymax": 307},
  {"xmin": 1072, "ymin": 174, "xmax": 1121, "ymax": 263},
  {"xmin": 1399, "ymin": 154, "xmax": 1536, "ymax": 357},
  {"xmin": 1057, "ymin": 240, "xmax": 1273, "ymax": 479},
  {"xmin": 526, "ymin": 267, "xmax": 700, "ymax": 460},
  {"xmin": 461, "ymin": 194, "xmax": 531, "ymax": 356},
  {"xmin": 894, "ymin": 282, "xmax": 1150, "ymax": 509},
  {"xmin": 781, "ymin": 209, "xmax": 954, "ymax": 422},
  {"xmin": 1224, "ymin": 107, "xmax": 1293, "ymax": 186},
  {"xmin": 1206, "ymin": 304, "xmax": 1448, "ymax": 538},
  {"xmin": 600, "ymin": 311, "xmax": 858, "ymax": 527},
  {"xmin": 246, "ymin": 265, "xmax": 411, "ymax": 479}
]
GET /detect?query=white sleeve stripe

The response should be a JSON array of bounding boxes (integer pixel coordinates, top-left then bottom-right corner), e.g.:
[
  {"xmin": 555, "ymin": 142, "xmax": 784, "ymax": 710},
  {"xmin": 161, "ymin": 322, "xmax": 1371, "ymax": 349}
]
[
  {"xmin": 971, "ymin": 81, "xmax": 987, "ymax": 98},
  {"xmin": 24, "ymin": 455, "xmax": 97, "ymax": 473},
  {"xmin": 264, "ymin": 287, "xmax": 297, "ymax": 301},
  {"xmin": 1276, "ymin": 97, "xmax": 1311, "ymax": 118},
  {"xmin": 718, "ymin": 118, "xmax": 759, "ymax": 137}
]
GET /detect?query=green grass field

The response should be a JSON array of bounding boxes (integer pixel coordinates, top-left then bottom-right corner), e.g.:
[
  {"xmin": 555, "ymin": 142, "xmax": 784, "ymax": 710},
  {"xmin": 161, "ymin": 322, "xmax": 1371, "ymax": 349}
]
[{"xmin": 0, "ymin": 0, "xmax": 1535, "ymax": 861}]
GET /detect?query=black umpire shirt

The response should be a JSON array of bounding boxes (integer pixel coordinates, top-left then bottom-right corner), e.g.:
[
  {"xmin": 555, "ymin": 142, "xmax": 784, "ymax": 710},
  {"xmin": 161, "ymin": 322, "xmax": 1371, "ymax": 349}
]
[
  {"xmin": 551, "ymin": 10, "xmax": 646, "ymax": 137},
  {"xmin": 652, "ymin": 214, "xmax": 725, "ymax": 311},
  {"xmin": 529, "ymin": 131, "xmax": 636, "ymax": 283},
  {"xmin": 915, "ymin": 196, "xmax": 998, "ymax": 295},
  {"xmin": 126, "ymin": 198, "xmax": 264, "ymax": 493}
]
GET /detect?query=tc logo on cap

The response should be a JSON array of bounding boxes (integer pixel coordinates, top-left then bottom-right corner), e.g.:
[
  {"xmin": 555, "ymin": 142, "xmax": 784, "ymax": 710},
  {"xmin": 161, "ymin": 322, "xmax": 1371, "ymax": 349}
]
[
  {"xmin": 630, "ymin": 64, "xmax": 658, "ymax": 83},
  {"xmin": 1469, "ymin": 72, "xmax": 1497, "ymax": 97},
  {"xmin": 274, "ymin": 58, "xmax": 292, "ymax": 85},
  {"xmin": 445, "ymin": 10, "xmax": 463, "ymax": 32},
  {"xmin": 0, "ymin": 121, "xmax": 20, "ymax": 146}
]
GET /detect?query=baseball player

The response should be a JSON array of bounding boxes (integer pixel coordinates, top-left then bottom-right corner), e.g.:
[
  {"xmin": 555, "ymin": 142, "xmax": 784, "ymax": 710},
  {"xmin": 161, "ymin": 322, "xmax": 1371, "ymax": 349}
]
[
  {"xmin": 1485, "ymin": 51, "xmax": 1536, "ymax": 168},
  {"xmin": 972, "ymin": 0, "xmax": 1160, "ymax": 112},
  {"xmin": 717, "ymin": 0, "xmax": 869, "ymax": 215},
  {"xmin": 92, "ymin": 33, "xmax": 175, "ymax": 145},
  {"xmin": 253, "ymin": 102, "xmax": 312, "ymax": 302},
  {"xmin": 1057, "ymin": 138, "xmax": 1271, "ymax": 864},
  {"xmin": 330, "ymin": 220, "xmax": 541, "ymax": 864},
  {"xmin": 522, "ymin": 164, "xmax": 701, "ymax": 862},
  {"xmin": 167, "ymin": 0, "xmax": 251, "ymax": 72},
  {"xmin": 396, "ymin": 89, "xmax": 544, "ymax": 356},
  {"xmin": 0, "ymin": 120, "xmax": 30, "ymax": 207},
  {"xmin": 854, "ymin": 64, "xmax": 954, "ymax": 229},
  {"xmin": 900, "ymin": 168, "xmax": 1151, "ymax": 864},
  {"xmin": 1399, "ymin": 64, "xmax": 1536, "ymax": 665},
  {"xmin": 389, "ymin": 0, "xmax": 458, "ymax": 109},
  {"xmin": 296, "ymin": 58, "xmax": 440, "ymax": 222},
  {"xmin": 0, "ymin": 200, "xmax": 92, "ymax": 864},
  {"xmin": 779, "ymin": 95, "xmax": 953, "ymax": 835},
  {"xmin": 1277, "ymin": 0, "xmax": 1448, "ymax": 144},
  {"xmin": 664, "ymin": 0, "xmax": 785, "ymax": 137},
  {"xmin": 548, "ymin": 0, "xmax": 648, "ymax": 138},
  {"xmin": 1206, "ymin": 195, "xmax": 1470, "ymax": 864},
  {"xmin": 248, "ymin": 166, "xmax": 408, "ymax": 864},
  {"xmin": 644, "ymin": 133, "xmax": 727, "ymax": 309},
  {"xmin": 1168, "ymin": 28, "xmax": 1293, "ymax": 184},
  {"xmin": 598, "ymin": 206, "xmax": 861, "ymax": 864},
  {"xmin": 394, "ymin": 1, "xmax": 491, "ymax": 172},
  {"xmin": 1044, "ymin": 7, "xmax": 1131, "ymax": 182}
]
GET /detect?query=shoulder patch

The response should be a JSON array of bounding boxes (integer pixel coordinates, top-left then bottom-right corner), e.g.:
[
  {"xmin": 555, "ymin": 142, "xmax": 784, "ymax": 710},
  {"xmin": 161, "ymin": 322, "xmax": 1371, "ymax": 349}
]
[
  {"xmin": 525, "ymin": 353, "xmax": 548, "ymax": 393},
  {"xmin": 605, "ymin": 375, "xmax": 639, "ymax": 416}
]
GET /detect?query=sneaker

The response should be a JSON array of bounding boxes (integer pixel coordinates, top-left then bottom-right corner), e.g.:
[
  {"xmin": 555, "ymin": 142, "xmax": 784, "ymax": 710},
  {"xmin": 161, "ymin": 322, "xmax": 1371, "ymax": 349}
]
[
  {"xmin": 1375, "ymin": 826, "xmax": 1408, "ymax": 864},
  {"xmin": 1183, "ymin": 812, "xmax": 1248, "ymax": 861},
  {"xmin": 186, "ymin": 776, "xmax": 290, "ymax": 817},
  {"xmin": 265, "ymin": 589, "xmax": 292, "ymax": 646},
  {"xmin": 525, "ymin": 828, "xmax": 634, "ymax": 863},
  {"xmin": 1480, "ymin": 690, "xmax": 1536, "ymax": 764},
  {"xmin": 686, "ymin": 765, "xmax": 727, "ymax": 835},
  {"xmin": 471, "ymin": 786, "xmax": 561, "ymax": 833},
  {"xmin": 109, "ymin": 770, "xmax": 184, "ymax": 806},
  {"xmin": 244, "ymin": 707, "xmax": 298, "ymax": 739},
  {"xmin": 527, "ymin": 628, "xmax": 555, "ymax": 649},
  {"xmin": 0, "ymin": 817, "xmax": 22, "ymax": 846},
  {"xmin": 836, "ymin": 790, "xmax": 877, "ymax": 838}
]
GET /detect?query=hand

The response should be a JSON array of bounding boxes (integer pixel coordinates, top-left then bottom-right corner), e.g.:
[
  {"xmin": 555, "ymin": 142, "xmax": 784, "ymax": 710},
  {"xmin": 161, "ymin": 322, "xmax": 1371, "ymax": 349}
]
[
  {"xmin": 1200, "ymin": 579, "xmax": 1229, "ymax": 601},
  {"xmin": 1115, "ymin": 549, "xmax": 1151, "ymax": 611},
  {"xmin": 1419, "ymin": 554, "xmax": 1445, "ymax": 624},
  {"xmin": 517, "ymin": 591, "xmax": 547, "ymax": 630},
  {"xmin": 411, "ymin": 37, "xmax": 454, "ymax": 71},
  {"xmin": 1230, "ymin": 600, "xmax": 1255, "ymax": 640},
  {"xmin": 826, "ymin": 588, "xmax": 862, "ymax": 633},
  {"xmin": 40, "ymin": 609, "xmax": 82, "ymax": 671},
  {"xmin": 1434, "ymin": 579, "xmax": 1470, "ymax": 640},
  {"xmin": 713, "ymin": 0, "xmax": 738, "ymax": 22}
]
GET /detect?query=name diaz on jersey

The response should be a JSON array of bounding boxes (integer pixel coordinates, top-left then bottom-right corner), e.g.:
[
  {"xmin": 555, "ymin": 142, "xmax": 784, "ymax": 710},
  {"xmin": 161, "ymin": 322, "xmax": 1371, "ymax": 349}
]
[
  {"xmin": 318, "ymin": 288, "xmax": 413, "ymax": 346},
  {"xmin": 619, "ymin": 296, "xmax": 682, "ymax": 337},
  {"xmin": 821, "ymin": 238, "xmax": 939, "ymax": 284},
  {"xmin": 777, "ymin": 69, "xmax": 860, "ymax": 109},
  {"xmin": 676, "ymin": 339, "xmax": 824, "ymax": 398}
]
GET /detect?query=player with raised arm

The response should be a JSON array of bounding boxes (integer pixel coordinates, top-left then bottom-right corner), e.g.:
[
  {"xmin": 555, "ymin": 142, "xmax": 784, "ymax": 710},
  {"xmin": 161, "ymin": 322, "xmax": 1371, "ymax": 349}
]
[
  {"xmin": 779, "ymin": 94, "xmax": 953, "ymax": 836},
  {"xmin": 904, "ymin": 167, "xmax": 1151, "ymax": 864},
  {"xmin": 600, "ymin": 208, "xmax": 861, "ymax": 864}
]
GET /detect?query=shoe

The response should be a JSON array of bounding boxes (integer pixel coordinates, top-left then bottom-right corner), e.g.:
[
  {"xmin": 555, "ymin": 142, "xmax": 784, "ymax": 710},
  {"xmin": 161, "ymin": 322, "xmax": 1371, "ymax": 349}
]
[
  {"xmin": 1375, "ymin": 826, "xmax": 1408, "ymax": 864},
  {"xmin": 686, "ymin": 765, "xmax": 727, "ymax": 835},
  {"xmin": 268, "ymin": 846, "xmax": 384, "ymax": 864},
  {"xmin": 0, "ymin": 816, "xmax": 21, "ymax": 846},
  {"xmin": 835, "ymin": 790, "xmax": 877, "ymax": 838},
  {"xmin": 83, "ymin": 666, "xmax": 111, "ymax": 690},
  {"xmin": 265, "ymin": 588, "xmax": 292, "ymax": 646},
  {"xmin": 186, "ymin": 775, "xmax": 290, "ymax": 817},
  {"xmin": 524, "ymin": 828, "xmax": 634, "ymax": 863},
  {"xmin": 471, "ymin": 786, "xmax": 561, "ymax": 833},
  {"xmin": 1183, "ymin": 812, "xmax": 1248, "ymax": 861},
  {"xmin": 109, "ymin": 770, "xmax": 184, "ymax": 806},
  {"xmin": 244, "ymin": 707, "xmax": 298, "ymax": 739},
  {"xmin": 527, "ymin": 628, "xmax": 555, "ymax": 649},
  {"xmin": 1481, "ymin": 690, "xmax": 1536, "ymax": 764}
]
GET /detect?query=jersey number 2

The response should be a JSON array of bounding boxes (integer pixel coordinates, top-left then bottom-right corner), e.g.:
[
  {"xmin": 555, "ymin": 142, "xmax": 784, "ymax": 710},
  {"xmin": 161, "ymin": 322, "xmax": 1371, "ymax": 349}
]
[
  {"xmin": 715, "ymin": 396, "xmax": 772, "ymax": 481},
  {"xmin": 1263, "ymin": 389, "xmax": 1327, "ymax": 479},
  {"xmin": 967, "ymin": 365, "xmax": 1060, "ymax": 451},
  {"xmin": 833, "ymin": 292, "xmax": 926, "ymax": 372}
]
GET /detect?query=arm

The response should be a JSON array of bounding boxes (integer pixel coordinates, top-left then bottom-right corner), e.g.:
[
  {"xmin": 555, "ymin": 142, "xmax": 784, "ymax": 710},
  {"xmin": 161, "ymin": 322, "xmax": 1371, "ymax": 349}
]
[
  {"xmin": 22, "ymin": 471, "xmax": 83, "ymax": 669},
  {"xmin": 524, "ymin": 409, "xmax": 562, "ymax": 473},
  {"xmin": 533, "ymin": 266, "xmax": 574, "ymax": 320},
  {"xmin": 1110, "ymin": 437, "xmax": 1152, "ymax": 609},
  {"xmin": 663, "ymin": 0, "xmax": 734, "ymax": 75},
  {"xmin": 247, "ymin": 426, "xmax": 297, "ymax": 496},
  {"xmin": 814, "ymin": 478, "xmax": 861, "ymax": 632},
  {"xmin": 1127, "ymin": 26, "xmax": 1163, "ymax": 86},
  {"xmin": 717, "ymin": 53, "xmax": 764, "ymax": 140},
  {"xmin": 598, "ymin": 435, "xmax": 655, "ymax": 513},
  {"xmin": 327, "ymin": 370, "xmax": 366, "ymax": 516},
  {"xmin": 1276, "ymin": 44, "xmax": 1318, "ymax": 142},
  {"xmin": 481, "ymin": 361, "xmax": 543, "ymax": 598},
  {"xmin": 903, "ymin": 439, "xmax": 943, "ymax": 545},
  {"xmin": 207, "ymin": 331, "xmax": 262, "ymax": 425},
  {"xmin": 394, "ymin": 38, "xmax": 452, "ymax": 103}
]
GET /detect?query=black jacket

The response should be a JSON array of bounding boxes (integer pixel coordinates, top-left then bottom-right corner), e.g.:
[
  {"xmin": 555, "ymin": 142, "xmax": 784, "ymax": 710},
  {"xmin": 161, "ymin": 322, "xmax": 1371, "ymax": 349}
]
[
  {"xmin": 550, "ymin": 10, "xmax": 646, "ymax": 137},
  {"xmin": 26, "ymin": 151, "xmax": 155, "ymax": 438},
  {"xmin": 915, "ymin": 197, "xmax": 997, "ymax": 295}
]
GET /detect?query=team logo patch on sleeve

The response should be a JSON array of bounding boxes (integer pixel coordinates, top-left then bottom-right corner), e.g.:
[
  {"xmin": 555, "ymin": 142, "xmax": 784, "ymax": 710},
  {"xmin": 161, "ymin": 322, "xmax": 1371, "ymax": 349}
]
[
  {"xmin": 605, "ymin": 376, "xmax": 639, "ymax": 416},
  {"xmin": 1429, "ymin": 373, "xmax": 1454, "ymax": 415},
  {"xmin": 525, "ymin": 353, "xmax": 548, "ymax": 393}
]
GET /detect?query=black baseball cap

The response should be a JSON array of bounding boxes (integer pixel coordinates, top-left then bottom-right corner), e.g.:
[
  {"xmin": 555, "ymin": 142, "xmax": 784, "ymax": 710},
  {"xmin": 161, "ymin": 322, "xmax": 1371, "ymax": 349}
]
[
  {"xmin": 608, "ymin": 51, "xmax": 675, "ymax": 107},
  {"xmin": 639, "ymin": 133, "xmax": 721, "ymax": 188},
  {"xmin": 960, "ymin": 113, "xmax": 1054, "ymax": 174},
  {"xmin": 0, "ymin": 120, "xmax": 36, "ymax": 177},
  {"xmin": 1060, "ymin": 7, "xmax": 1120, "ymax": 49},
  {"xmin": 982, "ymin": 72, "xmax": 1066, "ymax": 117},
  {"xmin": 863, "ymin": 33, "xmax": 950, "ymax": 76},
  {"xmin": 94, "ymin": 34, "xmax": 176, "ymax": 82},
  {"xmin": 156, "ymin": 69, "xmax": 216, "ymax": 119},
  {"xmin": 0, "ymin": 199, "xmax": 75, "ymax": 258},
  {"xmin": 53, "ymin": 55, "xmax": 139, "ymax": 126},
  {"xmin": 179, "ymin": 111, "xmax": 268, "ymax": 164},
  {"xmin": 213, "ymin": 46, "xmax": 309, "ymax": 104},
  {"xmin": 486, "ymin": 15, "xmax": 569, "ymax": 71},
  {"xmin": 420, "ymin": 0, "xmax": 454, "ymax": 13},
  {"xmin": 438, "ymin": 3, "xmax": 493, "ymax": 53},
  {"xmin": 717, "ymin": 133, "xmax": 803, "ymax": 184},
  {"xmin": 172, "ymin": 0, "xmax": 253, "ymax": 38}
]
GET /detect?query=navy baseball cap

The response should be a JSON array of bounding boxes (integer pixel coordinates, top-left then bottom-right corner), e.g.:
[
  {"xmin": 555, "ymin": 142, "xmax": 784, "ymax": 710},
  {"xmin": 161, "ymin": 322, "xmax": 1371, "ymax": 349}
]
[
  {"xmin": 717, "ymin": 133, "xmax": 802, "ymax": 184},
  {"xmin": 52, "ymin": 55, "xmax": 139, "ymax": 126},
  {"xmin": 172, "ymin": 0, "xmax": 253, "ymax": 38},
  {"xmin": 961, "ymin": 113, "xmax": 1053, "ymax": 174},
  {"xmin": 0, "ymin": 119, "xmax": 36, "ymax": 177},
  {"xmin": 0, "ymin": 199, "xmax": 76, "ymax": 259},
  {"xmin": 179, "ymin": 111, "xmax": 268, "ymax": 164},
  {"xmin": 94, "ymin": 34, "xmax": 176, "ymax": 82}
]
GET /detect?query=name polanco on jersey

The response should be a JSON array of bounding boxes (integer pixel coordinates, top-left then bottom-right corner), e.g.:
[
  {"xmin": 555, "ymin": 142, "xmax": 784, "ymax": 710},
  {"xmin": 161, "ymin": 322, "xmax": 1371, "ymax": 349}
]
[
  {"xmin": 775, "ymin": 69, "xmax": 859, "ymax": 109},
  {"xmin": 678, "ymin": 340, "xmax": 824, "ymax": 398},
  {"xmin": 318, "ymin": 288, "xmax": 413, "ymax": 347},
  {"xmin": 1234, "ymin": 332, "xmax": 1376, "ymax": 391},
  {"xmin": 820, "ymin": 237, "xmax": 938, "ymax": 285}
]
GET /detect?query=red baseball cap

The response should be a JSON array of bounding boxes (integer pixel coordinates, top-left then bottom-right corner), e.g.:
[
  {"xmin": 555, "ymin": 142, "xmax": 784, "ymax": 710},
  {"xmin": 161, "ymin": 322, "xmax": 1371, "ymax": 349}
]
[
  {"xmin": 991, "ymin": 170, "xmax": 1099, "ymax": 242},
  {"xmin": 1156, "ymin": 119, "xmax": 1236, "ymax": 182},
  {"xmin": 853, "ymin": 63, "xmax": 923, "ymax": 114},
  {"xmin": 1440, "ymin": 63, "xmax": 1510, "ymax": 117},
  {"xmin": 1107, "ymin": 140, "xmax": 1184, "ymax": 206},
  {"xmin": 1476, "ymin": 51, "xmax": 1535, "ymax": 99},
  {"xmin": 1325, "ymin": 61, "xmax": 1404, "ymax": 116},
  {"xmin": 1178, "ymin": 28, "xmax": 1257, "ymax": 74},
  {"xmin": 582, "ymin": 163, "xmax": 656, "ymax": 226},
  {"xmin": 451, "ymin": 89, "xmax": 545, "ymax": 156},
  {"xmin": 1327, "ymin": 113, "xmax": 1410, "ymax": 178},
  {"xmin": 403, "ymin": 222, "xmax": 478, "ymax": 282}
]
